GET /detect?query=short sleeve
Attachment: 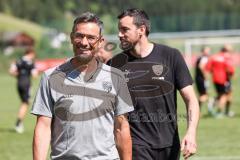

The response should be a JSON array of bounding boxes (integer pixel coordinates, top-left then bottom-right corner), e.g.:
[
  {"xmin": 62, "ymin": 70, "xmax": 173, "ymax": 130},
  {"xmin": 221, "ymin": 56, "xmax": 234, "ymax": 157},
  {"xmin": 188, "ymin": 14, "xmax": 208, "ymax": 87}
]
[
  {"xmin": 114, "ymin": 72, "xmax": 134, "ymax": 116},
  {"xmin": 200, "ymin": 57, "xmax": 208, "ymax": 67},
  {"xmin": 31, "ymin": 72, "xmax": 53, "ymax": 117},
  {"xmin": 225, "ymin": 60, "xmax": 235, "ymax": 75},
  {"xmin": 174, "ymin": 49, "xmax": 193, "ymax": 90},
  {"xmin": 205, "ymin": 58, "xmax": 212, "ymax": 72}
]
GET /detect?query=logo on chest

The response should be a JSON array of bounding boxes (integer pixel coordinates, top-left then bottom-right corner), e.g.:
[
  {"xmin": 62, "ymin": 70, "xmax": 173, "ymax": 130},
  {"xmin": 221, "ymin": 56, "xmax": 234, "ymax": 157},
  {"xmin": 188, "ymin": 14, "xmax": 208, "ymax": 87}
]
[
  {"xmin": 102, "ymin": 81, "xmax": 112, "ymax": 93},
  {"xmin": 119, "ymin": 61, "xmax": 174, "ymax": 104},
  {"xmin": 152, "ymin": 64, "xmax": 165, "ymax": 80}
]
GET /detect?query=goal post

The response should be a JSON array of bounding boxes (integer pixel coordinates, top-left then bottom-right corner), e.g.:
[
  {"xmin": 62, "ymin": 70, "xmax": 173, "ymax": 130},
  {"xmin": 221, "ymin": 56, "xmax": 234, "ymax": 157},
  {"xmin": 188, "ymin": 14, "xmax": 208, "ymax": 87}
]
[{"xmin": 184, "ymin": 37, "xmax": 240, "ymax": 67}]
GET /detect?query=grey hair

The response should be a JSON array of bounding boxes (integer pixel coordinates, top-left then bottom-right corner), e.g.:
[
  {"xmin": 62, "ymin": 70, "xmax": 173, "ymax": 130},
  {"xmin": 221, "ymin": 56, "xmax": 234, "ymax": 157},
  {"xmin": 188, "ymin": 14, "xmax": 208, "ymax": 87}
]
[{"xmin": 71, "ymin": 12, "xmax": 103, "ymax": 34}]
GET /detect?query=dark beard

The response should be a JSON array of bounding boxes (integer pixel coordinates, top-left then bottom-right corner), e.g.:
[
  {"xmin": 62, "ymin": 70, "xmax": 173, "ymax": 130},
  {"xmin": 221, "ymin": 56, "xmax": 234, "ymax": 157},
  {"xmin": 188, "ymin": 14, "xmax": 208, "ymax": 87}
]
[
  {"xmin": 119, "ymin": 41, "xmax": 134, "ymax": 51},
  {"xmin": 75, "ymin": 54, "xmax": 94, "ymax": 65}
]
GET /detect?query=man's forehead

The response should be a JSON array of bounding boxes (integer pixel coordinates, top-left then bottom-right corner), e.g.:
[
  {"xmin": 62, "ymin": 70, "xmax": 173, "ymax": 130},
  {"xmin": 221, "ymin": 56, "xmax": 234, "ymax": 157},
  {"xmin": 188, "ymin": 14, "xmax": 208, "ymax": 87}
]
[
  {"xmin": 119, "ymin": 16, "xmax": 134, "ymax": 26},
  {"xmin": 75, "ymin": 22, "xmax": 100, "ymax": 33}
]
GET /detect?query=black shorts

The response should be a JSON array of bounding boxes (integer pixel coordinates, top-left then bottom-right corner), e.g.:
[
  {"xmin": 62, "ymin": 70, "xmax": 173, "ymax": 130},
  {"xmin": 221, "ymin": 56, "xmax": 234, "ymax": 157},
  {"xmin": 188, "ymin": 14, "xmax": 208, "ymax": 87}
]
[
  {"xmin": 132, "ymin": 144, "xmax": 180, "ymax": 160},
  {"xmin": 224, "ymin": 81, "xmax": 232, "ymax": 93},
  {"xmin": 196, "ymin": 78, "xmax": 207, "ymax": 95},
  {"xmin": 17, "ymin": 84, "xmax": 30, "ymax": 103},
  {"xmin": 214, "ymin": 83, "xmax": 227, "ymax": 96}
]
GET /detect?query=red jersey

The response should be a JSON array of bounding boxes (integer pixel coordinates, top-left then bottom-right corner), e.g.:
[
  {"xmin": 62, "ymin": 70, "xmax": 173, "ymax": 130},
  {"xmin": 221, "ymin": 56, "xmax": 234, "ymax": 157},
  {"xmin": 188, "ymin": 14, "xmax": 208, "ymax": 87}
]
[{"xmin": 206, "ymin": 52, "xmax": 234, "ymax": 84}]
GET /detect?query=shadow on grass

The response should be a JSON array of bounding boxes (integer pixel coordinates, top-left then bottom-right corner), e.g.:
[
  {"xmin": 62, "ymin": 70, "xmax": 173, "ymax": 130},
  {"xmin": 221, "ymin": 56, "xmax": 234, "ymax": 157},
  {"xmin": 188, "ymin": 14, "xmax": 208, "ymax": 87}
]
[
  {"xmin": 201, "ymin": 113, "xmax": 215, "ymax": 119},
  {"xmin": 201, "ymin": 112, "xmax": 240, "ymax": 119},
  {"xmin": 0, "ymin": 127, "xmax": 16, "ymax": 133}
]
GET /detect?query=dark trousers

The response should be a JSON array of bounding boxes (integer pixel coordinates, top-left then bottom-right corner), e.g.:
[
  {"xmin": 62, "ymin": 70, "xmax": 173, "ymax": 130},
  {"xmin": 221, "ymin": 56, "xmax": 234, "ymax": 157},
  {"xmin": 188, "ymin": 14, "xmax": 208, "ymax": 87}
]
[{"xmin": 132, "ymin": 144, "xmax": 180, "ymax": 160}]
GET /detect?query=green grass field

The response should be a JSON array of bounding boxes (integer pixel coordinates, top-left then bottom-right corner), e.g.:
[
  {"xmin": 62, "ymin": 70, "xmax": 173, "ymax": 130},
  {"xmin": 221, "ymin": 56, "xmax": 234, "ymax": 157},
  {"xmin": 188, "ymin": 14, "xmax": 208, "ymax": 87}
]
[{"xmin": 0, "ymin": 70, "xmax": 240, "ymax": 160}]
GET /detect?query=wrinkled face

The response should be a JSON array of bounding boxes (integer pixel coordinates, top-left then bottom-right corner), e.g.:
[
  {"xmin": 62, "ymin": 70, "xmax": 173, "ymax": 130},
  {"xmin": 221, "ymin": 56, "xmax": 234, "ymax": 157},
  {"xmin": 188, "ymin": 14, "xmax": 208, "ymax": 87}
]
[
  {"xmin": 71, "ymin": 22, "xmax": 102, "ymax": 63},
  {"xmin": 118, "ymin": 16, "xmax": 142, "ymax": 51}
]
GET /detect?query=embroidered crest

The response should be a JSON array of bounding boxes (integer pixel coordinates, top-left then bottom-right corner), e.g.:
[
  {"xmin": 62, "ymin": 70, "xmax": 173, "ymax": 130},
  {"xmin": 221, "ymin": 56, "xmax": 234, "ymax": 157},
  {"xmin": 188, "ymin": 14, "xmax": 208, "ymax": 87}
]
[
  {"xmin": 152, "ymin": 65, "xmax": 163, "ymax": 76},
  {"xmin": 102, "ymin": 81, "xmax": 112, "ymax": 93}
]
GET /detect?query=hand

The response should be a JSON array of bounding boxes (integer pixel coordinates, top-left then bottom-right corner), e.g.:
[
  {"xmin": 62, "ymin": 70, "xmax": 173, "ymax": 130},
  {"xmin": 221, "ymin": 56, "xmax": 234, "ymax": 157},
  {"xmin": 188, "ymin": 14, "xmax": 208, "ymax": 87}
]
[{"xmin": 181, "ymin": 132, "xmax": 197, "ymax": 160}]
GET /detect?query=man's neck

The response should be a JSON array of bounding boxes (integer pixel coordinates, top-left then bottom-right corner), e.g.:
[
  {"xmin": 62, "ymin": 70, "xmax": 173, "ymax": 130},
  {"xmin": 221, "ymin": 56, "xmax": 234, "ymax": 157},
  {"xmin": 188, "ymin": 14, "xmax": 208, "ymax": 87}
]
[
  {"xmin": 130, "ymin": 38, "xmax": 153, "ymax": 58},
  {"xmin": 23, "ymin": 55, "xmax": 33, "ymax": 61},
  {"xmin": 71, "ymin": 57, "xmax": 98, "ymax": 73}
]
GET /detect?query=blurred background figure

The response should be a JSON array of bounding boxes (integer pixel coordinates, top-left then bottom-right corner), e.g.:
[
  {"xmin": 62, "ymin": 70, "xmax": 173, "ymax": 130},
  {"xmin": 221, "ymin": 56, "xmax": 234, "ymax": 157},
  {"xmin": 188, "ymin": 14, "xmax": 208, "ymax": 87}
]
[
  {"xmin": 206, "ymin": 44, "xmax": 235, "ymax": 118},
  {"xmin": 96, "ymin": 39, "xmax": 113, "ymax": 63},
  {"xmin": 195, "ymin": 46, "xmax": 211, "ymax": 113},
  {"xmin": 9, "ymin": 48, "xmax": 38, "ymax": 133},
  {"xmin": 222, "ymin": 44, "xmax": 235, "ymax": 117}
]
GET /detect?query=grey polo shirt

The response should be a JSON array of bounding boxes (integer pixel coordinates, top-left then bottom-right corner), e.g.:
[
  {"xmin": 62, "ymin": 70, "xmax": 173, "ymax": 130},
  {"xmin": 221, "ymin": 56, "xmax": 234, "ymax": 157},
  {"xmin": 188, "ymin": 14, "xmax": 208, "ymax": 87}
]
[{"xmin": 31, "ymin": 59, "xmax": 134, "ymax": 160}]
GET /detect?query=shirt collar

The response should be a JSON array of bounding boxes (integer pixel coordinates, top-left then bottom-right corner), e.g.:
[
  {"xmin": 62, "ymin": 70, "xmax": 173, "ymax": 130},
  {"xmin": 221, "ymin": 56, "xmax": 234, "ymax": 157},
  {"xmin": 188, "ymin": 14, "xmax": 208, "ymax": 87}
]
[{"xmin": 67, "ymin": 58, "xmax": 102, "ymax": 82}]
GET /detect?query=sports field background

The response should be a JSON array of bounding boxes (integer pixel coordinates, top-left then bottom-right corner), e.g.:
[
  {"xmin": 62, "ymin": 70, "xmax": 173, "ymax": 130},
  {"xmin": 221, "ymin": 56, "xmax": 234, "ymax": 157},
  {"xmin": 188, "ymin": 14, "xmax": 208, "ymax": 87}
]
[{"xmin": 0, "ymin": 68, "xmax": 240, "ymax": 160}]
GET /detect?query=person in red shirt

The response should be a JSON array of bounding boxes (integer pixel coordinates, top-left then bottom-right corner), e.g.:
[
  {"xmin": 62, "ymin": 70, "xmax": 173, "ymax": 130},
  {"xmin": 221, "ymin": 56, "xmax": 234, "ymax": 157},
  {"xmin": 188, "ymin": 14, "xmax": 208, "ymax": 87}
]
[
  {"xmin": 206, "ymin": 44, "xmax": 235, "ymax": 117},
  {"xmin": 222, "ymin": 44, "xmax": 235, "ymax": 117}
]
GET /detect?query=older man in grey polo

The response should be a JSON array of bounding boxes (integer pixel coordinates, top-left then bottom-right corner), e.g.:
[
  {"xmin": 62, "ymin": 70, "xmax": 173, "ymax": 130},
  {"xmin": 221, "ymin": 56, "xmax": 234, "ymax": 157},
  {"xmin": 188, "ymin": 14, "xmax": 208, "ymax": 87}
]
[{"xmin": 31, "ymin": 12, "xmax": 133, "ymax": 160}]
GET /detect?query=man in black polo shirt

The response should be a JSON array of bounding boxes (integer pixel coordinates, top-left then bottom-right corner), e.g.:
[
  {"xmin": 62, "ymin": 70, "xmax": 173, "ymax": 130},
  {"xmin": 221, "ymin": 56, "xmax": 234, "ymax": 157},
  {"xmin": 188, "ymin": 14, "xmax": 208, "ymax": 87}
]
[{"xmin": 108, "ymin": 8, "xmax": 199, "ymax": 160}]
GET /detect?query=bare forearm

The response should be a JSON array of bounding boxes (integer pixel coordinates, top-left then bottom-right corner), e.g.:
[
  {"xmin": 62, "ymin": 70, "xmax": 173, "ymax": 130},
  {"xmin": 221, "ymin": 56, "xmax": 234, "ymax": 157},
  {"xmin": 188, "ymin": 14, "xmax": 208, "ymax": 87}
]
[
  {"xmin": 33, "ymin": 117, "xmax": 51, "ymax": 160},
  {"xmin": 186, "ymin": 98, "xmax": 199, "ymax": 134},
  {"xmin": 180, "ymin": 86, "xmax": 199, "ymax": 159},
  {"xmin": 115, "ymin": 115, "xmax": 132, "ymax": 160},
  {"xmin": 180, "ymin": 85, "xmax": 200, "ymax": 134},
  {"xmin": 116, "ymin": 128, "xmax": 132, "ymax": 160},
  {"xmin": 9, "ymin": 70, "xmax": 18, "ymax": 77}
]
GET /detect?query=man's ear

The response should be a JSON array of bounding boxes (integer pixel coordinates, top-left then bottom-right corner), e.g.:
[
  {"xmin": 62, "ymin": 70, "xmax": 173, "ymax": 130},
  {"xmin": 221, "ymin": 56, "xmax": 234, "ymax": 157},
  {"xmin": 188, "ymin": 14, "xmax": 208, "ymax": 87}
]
[
  {"xmin": 70, "ymin": 32, "xmax": 74, "ymax": 44},
  {"xmin": 139, "ymin": 25, "xmax": 146, "ymax": 36},
  {"xmin": 98, "ymin": 37, "xmax": 105, "ymax": 48}
]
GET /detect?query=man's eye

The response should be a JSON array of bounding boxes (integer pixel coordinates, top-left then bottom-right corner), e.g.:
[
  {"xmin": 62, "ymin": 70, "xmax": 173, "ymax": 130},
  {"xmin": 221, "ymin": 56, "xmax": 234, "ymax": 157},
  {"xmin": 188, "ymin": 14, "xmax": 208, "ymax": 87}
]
[
  {"xmin": 88, "ymin": 36, "xmax": 96, "ymax": 41},
  {"xmin": 75, "ymin": 33, "xmax": 84, "ymax": 38},
  {"xmin": 122, "ymin": 28, "xmax": 129, "ymax": 32}
]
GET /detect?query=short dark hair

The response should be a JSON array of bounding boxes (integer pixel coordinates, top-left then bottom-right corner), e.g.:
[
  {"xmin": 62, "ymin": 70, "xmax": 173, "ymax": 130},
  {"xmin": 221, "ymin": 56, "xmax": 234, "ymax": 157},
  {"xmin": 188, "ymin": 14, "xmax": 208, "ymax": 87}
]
[
  {"xmin": 25, "ymin": 47, "xmax": 35, "ymax": 55},
  {"xmin": 201, "ymin": 46, "xmax": 209, "ymax": 52},
  {"xmin": 221, "ymin": 44, "xmax": 232, "ymax": 52},
  {"xmin": 71, "ymin": 12, "xmax": 103, "ymax": 34},
  {"xmin": 118, "ymin": 8, "xmax": 150, "ymax": 36}
]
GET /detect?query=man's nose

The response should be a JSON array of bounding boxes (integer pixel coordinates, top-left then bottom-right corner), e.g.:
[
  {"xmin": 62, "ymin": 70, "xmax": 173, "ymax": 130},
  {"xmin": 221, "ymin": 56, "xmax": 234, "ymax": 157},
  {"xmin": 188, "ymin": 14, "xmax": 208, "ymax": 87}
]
[
  {"xmin": 81, "ymin": 36, "xmax": 89, "ymax": 45},
  {"xmin": 118, "ymin": 31, "xmax": 124, "ymax": 38}
]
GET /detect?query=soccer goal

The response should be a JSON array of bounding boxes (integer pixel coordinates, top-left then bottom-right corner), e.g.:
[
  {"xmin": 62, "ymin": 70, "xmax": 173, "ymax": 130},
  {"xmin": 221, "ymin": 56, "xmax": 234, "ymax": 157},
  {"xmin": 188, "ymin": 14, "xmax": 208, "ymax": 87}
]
[{"xmin": 184, "ymin": 36, "xmax": 240, "ymax": 67}]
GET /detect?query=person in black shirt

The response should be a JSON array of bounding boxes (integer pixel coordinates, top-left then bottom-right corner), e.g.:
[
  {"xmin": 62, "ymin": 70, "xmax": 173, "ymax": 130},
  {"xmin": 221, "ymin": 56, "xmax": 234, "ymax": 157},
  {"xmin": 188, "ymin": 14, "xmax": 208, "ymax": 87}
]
[
  {"xmin": 108, "ymin": 8, "xmax": 199, "ymax": 160},
  {"xmin": 195, "ymin": 47, "xmax": 210, "ymax": 110},
  {"xmin": 9, "ymin": 48, "xmax": 38, "ymax": 133}
]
